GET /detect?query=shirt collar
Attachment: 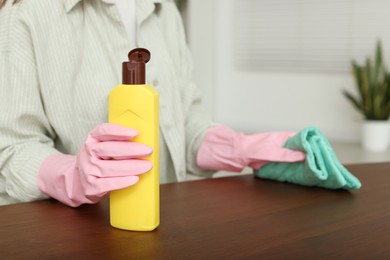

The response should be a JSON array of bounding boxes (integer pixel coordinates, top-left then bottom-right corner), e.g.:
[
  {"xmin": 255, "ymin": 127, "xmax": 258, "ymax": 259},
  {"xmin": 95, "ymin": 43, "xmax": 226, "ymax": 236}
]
[
  {"xmin": 65, "ymin": 0, "xmax": 168, "ymax": 27},
  {"xmin": 64, "ymin": 0, "xmax": 81, "ymax": 12},
  {"xmin": 137, "ymin": 0, "xmax": 166, "ymax": 25},
  {"xmin": 64, "ymin": 0, "xmax": 117, "ymax": 13}
]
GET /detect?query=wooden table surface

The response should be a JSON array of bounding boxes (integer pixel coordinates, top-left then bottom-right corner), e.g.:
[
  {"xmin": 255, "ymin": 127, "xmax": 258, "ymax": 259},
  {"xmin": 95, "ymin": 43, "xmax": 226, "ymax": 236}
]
[{"xmin": 1, "ymin": 163, "xmax": 390, "ymax": 259}]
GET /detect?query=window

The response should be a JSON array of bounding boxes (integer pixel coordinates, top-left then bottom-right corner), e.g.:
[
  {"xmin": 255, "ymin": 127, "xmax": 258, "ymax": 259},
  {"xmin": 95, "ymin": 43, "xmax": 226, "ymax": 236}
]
[{"xmin": 234, "ymin": 0, "xmax": 390, "ymax": 72}]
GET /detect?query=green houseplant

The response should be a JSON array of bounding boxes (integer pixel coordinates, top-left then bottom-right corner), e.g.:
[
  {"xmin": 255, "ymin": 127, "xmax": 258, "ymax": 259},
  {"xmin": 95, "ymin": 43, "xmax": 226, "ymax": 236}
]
[
  {"xmin": 343, "ymin": 41, "xmax": 390, "ymax": 120},
  {"xmin": 343, "ymin": 41, "xmax": 390, "ymax": 151}
]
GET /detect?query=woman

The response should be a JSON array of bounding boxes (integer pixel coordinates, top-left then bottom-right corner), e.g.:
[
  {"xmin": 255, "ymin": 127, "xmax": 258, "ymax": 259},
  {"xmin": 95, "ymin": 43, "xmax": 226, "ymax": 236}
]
[{"xmin": 0, "ymin": 0, "xmax": 304, "ymax": 206}]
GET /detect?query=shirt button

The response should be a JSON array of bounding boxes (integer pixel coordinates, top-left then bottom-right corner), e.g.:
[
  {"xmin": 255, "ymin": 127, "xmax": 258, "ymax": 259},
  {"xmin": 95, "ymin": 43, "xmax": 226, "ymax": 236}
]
[{"xmin": 153, "ymin": 79, "xmax": 159, "ymax": 86}]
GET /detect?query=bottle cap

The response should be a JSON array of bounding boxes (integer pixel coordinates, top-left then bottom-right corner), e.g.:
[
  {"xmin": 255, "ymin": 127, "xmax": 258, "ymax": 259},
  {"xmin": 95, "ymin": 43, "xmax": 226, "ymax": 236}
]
[{"xmin": 122, "ymin": 48, "xmax": 151, "ymax": 84}]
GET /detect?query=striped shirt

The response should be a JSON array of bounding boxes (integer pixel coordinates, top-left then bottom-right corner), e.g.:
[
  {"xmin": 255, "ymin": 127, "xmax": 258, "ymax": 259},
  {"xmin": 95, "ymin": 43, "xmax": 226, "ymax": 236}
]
[{"xmin": 0, "ymin": 0, "xmax": 214, "ymax": 205}]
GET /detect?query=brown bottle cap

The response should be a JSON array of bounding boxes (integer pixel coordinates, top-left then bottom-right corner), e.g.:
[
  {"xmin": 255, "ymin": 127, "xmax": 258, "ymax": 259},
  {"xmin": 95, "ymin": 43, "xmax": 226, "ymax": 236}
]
[{"xmin": 122, "ymin": 48, "xmax": 151, "ymax": 84}]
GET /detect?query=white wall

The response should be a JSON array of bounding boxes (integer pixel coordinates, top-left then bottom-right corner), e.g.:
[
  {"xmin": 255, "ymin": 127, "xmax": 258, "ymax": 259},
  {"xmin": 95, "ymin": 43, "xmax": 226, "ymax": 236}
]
[
  {"xmin": 188, "ymin": 0, "xmax": 366, "ymax": 142},
  {"xmin": 187, "ymin": 0, "xmax": 218, "ymax": 117}
]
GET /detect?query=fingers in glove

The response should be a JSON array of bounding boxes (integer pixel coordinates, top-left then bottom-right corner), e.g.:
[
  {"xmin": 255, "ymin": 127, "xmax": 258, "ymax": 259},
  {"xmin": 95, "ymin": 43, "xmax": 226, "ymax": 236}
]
[
  {"xmin": 90, "ymin": 123, "xmax": 139, "ymax": 142},
  {"xmin": 91, "ymin": 159, "xmax": 153, "ymax": 177},
  {"xmin": 245, "ymin": 131, "xmax": 298, "ymax": 147},
  {"xmin": 85, "ymin": 175, "xmax": 140, "ymax": 197},
  {"xmin": 89, "ymin": 141, "xmax": 153, "ymax": 159},
  {"xmin": 248, "ymin": 148, "xmax": 305, "ymax": 170},
  {"xmin": 247, "ymin": 147, "xmax": 306, "ymax": 163},
  {"xmin": 275, "ymin": 148, "xmax": 306, "ymax": 162}
]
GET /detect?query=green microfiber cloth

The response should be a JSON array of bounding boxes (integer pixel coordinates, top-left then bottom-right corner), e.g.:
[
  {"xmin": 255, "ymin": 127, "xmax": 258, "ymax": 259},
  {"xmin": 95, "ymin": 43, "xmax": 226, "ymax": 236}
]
[{"xmin": 254, "ymin": 127, "xmax": 361, "ymax": 190}]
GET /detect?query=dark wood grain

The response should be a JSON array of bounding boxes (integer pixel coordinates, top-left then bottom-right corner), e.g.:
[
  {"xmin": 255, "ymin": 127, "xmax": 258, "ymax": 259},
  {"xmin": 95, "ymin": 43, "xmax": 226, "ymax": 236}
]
[{"xmin": 1, "ymin": 162, "xmax": 390, "ymax": 259}]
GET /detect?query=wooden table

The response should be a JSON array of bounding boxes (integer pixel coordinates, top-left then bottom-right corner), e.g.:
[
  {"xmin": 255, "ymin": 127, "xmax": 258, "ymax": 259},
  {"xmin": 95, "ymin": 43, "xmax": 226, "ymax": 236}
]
[{"xmin": 1, "ymin": 163, "xmax": 390, "ymax": 259}]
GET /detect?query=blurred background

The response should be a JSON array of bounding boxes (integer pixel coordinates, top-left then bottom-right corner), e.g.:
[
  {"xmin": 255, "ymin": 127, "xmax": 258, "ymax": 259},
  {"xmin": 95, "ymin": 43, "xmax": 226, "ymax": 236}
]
[{"xmin": 178, "ymin": 0, "xmax": 390, "ymax": 163}]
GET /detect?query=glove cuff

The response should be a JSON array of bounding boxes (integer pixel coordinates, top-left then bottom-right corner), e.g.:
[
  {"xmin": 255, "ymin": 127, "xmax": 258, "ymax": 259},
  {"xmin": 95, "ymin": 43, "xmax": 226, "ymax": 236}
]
[
  {"xmin": 37, "ymin": 153, "xmax": 85, "ymax": 207},
  {"xmin": 196, "ymin": 125, "xmax": 247, "ymax": 172}
]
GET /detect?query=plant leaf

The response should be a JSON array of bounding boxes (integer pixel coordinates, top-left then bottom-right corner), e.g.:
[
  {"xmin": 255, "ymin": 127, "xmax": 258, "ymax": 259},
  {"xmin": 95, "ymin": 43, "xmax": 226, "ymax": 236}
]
[{"xmin": 345, "ymin": 40, "xmax": 390, "ymax": 120}]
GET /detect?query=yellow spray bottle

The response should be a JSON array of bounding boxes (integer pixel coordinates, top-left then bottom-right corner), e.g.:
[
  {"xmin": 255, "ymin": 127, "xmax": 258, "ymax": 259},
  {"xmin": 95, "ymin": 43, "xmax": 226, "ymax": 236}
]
[{"xmin": 108, "ymin": 48, "xmax": 159, "ymax": 231}]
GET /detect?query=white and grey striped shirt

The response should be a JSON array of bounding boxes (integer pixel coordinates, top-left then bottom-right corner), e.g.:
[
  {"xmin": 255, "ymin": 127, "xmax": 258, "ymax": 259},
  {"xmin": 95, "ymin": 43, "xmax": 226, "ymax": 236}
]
[{"xmin": 0, "ymin": 0, "xmax": 214, "ymax": 205}]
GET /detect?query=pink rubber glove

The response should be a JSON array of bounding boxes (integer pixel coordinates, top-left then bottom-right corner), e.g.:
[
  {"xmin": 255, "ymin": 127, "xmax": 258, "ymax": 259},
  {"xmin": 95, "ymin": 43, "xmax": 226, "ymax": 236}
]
[
  {"xmin": 38, "ymin": 123, "xmax": 153, "ymax": 207},
  {"xmin": 197, "ymin": 125, "xmax": 306, "ymax": 172}
]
